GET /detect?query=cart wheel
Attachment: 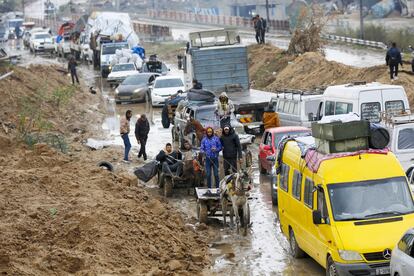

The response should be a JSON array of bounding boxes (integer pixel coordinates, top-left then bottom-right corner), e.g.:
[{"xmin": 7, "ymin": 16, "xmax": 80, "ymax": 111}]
[
  {"xmin": 197, "ymin": 201, "xmax": 208, "ymax": 224},
  {"xmin": 164, "ymin": 177, "xmax": 173, "ymax": 197}
]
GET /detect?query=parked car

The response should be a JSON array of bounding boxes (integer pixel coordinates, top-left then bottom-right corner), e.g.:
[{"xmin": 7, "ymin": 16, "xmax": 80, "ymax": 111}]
[
  {"xmin": 114, "ymin": 73, "xmax": 159, "ymax": 104},
  {"xmin": 29, "ymin": 32, "xmax": 55, "ymax": 54},
  {"xmin": 150, "ymin": 75, "xmax": 185, "ymax": 107},
  {"xmin": 269, "ymin": 92, "xmax": 323, "ymax": 127},
  {"xmin": 55, "ymin": 34, "xmax": 71, "ymax": 57},
  {"xmin": 107, "ymin": 63, "xmax": 139, "ymax": 87},
  {"xmin": 391, "ymin": 228, "xmax": 414, "ymax": 276},
  {"xmin": 140, "ymin": 60, "xmax": 169, "ymax": 75},
  {"xmin": 259, "ymin": 126, "xmax": 310, "ymax": 174},
  {"xmin": 259, "ymin": 126, "xmax": 310, "ymax": 206}
]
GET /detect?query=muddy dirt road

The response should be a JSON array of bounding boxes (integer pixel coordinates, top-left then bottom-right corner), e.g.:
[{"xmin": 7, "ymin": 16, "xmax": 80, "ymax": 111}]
[{"xmin": 5, "ymin": 41, "xmax": 326, "ymax": 275}]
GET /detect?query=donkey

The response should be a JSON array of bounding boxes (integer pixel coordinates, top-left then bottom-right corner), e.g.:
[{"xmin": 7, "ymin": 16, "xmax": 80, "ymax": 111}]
[
  {"xmin": 184, "ymin": 118, "xmax": 205, "ymax": 146},
  {"xmin": 220, "ymin": 169, "xmax": 252, "ymax": 234}
]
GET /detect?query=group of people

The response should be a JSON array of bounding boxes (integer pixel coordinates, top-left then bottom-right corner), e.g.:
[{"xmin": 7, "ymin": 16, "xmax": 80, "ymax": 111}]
[
  {"xmin": 385, "ymin": 42, "xmax": 414, "ymax": 81},
  {"xmin": 252, "ymin": 14, "xmax": 267, "ymax": 44},
  {"xmin": 120, "ymin": 110, "xmax": 150, "ymax": 163}
]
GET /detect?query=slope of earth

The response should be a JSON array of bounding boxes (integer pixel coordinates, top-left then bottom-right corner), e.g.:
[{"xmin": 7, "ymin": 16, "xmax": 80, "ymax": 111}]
[
  {"xmin": 0, "ymin": 65, "xmax": 210, "ymax": 275},
  {"xmin": 248, "ymin": 45, "xmax": 414, "ymax": 106}
]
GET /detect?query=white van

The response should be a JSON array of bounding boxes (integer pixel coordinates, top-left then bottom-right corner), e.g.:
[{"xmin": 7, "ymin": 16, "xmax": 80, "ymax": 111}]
[
  {"xmin": 316, "ymin": 82, "xmax": 410, "ymax": 123},
  {"xmin": 269, "ymin": 91, "xmax": 323, "ymax": 127}
]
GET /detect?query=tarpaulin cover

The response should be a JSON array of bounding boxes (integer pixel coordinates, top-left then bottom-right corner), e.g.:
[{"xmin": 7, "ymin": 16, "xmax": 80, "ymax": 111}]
[
  {"xmin": 187, "ymin": 89, "xmax": 215, "ymax": 102},
  {"xmin": 84, "ymin": 12, "xmax": 139, "ymax": 47},
  {"xmin": 134, "ymin": 161, "xmax": 159, "ymax": 182}
]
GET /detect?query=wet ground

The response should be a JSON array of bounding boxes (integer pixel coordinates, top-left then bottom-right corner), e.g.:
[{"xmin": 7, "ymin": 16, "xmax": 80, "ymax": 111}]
[{"xmin": 4, "ymin": 39, "xmax": 327, "ymax": 275}]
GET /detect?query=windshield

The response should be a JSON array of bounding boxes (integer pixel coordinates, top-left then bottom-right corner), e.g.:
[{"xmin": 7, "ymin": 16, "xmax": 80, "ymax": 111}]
[
  {"xmin": 8, "ymin": 20, "xmax": 23, "ymax": 28},
  {"xmin": 154, "ymin": 78, "xmax": 183, "ymax": 88},
  {"xmin": 34, "ymin": 33, "xmax": 51, "ymax": 39},
  {"xmin": 112, "ymin": 64, "xmax": 135, "ymax": 72},
  {"xmin": 328, "ymin": 177, "xmax": 414, "ymax": 221},
  {"xmin": 195, "ymin": 107, "xmax": 216, "ymax": 121},
  {"xmin": 121, "ymin": 75, "xmax": 150, "ymax": 86},
  {"xmin": 142, "ymin": 61, "xmax": 167, "ymax": 73},
  {"xmin": 102, "ymin": 44, "xmax": 128, "ymax": 55},
  {"xmin": 274, "ymin": 131, "xmax": 310, "ymax": 147},
  {"xmin": 398, "ymin": 128, "xmax": 414, "ymax": 150}
]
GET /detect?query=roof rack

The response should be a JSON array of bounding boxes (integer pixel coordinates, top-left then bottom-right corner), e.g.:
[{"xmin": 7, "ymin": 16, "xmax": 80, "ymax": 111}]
[
  {"xmin": 345, "ymin": 81, "xmax": 367, "ymax": 87},
  {"xmin": 274, "ymin": 87, "xmax": 325, "ymax": 96},
  {"xmin": 381, "ymin": 109, "xmax": 414, "ymax": 126}
]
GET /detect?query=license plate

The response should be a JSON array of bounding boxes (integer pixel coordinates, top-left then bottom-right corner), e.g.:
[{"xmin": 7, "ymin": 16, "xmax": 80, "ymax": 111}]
[
  {"xmin": 376, "ymin": 267, "xmax": 390, "ymax": 275},
  {"xmin": 120, "ymin": 96, "xmax": 130, "ymax": 100}
]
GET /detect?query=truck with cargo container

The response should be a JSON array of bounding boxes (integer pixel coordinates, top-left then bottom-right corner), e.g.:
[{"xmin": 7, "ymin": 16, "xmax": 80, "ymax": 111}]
[{"xmin": 179, "ymin": 28, "xmax": 273, "ymax": 134}]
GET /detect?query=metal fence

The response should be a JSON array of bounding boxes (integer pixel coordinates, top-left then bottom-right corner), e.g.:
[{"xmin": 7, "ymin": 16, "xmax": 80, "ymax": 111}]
[
  {"xmin": 321, "ymin": 34, "xmax": 388, "ymax": 49},
  {"xmin": 147, "ymin": 9, "xmax": 290, "ymax": 31}
]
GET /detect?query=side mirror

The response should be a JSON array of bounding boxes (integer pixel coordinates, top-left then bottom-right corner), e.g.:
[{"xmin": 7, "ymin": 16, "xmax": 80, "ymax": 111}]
[
  {"xmin": 263, "ymin": 145, "xmax": 272, "ymax": 151},
  {"xmin": 266, "ymin": 155, "xmax": 276, "ymax": 162},
  {"xmin": 312, "ymin": 210, "xmax": 323, "ymax": 225}
]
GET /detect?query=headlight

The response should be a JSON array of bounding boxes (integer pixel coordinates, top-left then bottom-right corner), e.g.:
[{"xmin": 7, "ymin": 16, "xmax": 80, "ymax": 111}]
[
  {"xmin": 338, "ymin": 250, "xmax": 362, "ymax": 261},
  {"xmin": 115, "ymin": 88, "xmax": 119, "ymax": 94},
  {"xmin": 133, "ymin": 89, "xmax": 142, "ymax": 94},
  {"xmin": 108, "ymin": 65, "xmax": 112, "ymax": 70}
]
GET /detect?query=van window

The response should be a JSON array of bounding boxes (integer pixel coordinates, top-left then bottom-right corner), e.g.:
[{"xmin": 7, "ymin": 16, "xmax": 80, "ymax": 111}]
[
  {"xmin": 317, "ymin": 188, "xmax": 329, "ymax": 224},
  {"xmin": 279, "ymin": 163, "xmax": 290, "ymax": 192},
  {"xmin": 277, "ymin": 100, "xmax": 285, "ymax": 112},
  {"xmin": 398, "ymin": 128, "xmax": 414, "ymax": 150},
  {"xmin": 292, "ymin": 170, "xmax": 302, "ymax": 200},
  {"xmin": 398, "ymin": 233, "xmax": 414, "ymax": 255},
  {"xmin": 304, "ymin": 178, "xmax": 314, "ymax": 208},
  {"xmin": 385, "ymin": 100, "xmax": 404, "ymax": 115},
  {"xmin": 361, "ymin": 102, "xmax": 381, "ymax": 123},
  {"xmin": 335, "ymin": 102, "xmax": 353, "ymax": 115},
  {"xmin": 325, "ymin": 101, "xmax": 335, "ymax": 116}
]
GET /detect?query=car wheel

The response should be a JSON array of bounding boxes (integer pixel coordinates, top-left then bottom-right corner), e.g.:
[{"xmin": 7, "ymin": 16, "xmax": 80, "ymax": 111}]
[
  {"xmin": 289, "ymin": 229, "xmax": 305, "ymax": 258},
  {"xmin": 326, "ymin": 256, "xmax": 338, "ymax": 276},
  {"xmin": 271, "ymin": 175, "xmax": 277, "ymax": 206},
  {"xmin": 161, "ymin": 104, "xmax": 170, "ymax": 128}
]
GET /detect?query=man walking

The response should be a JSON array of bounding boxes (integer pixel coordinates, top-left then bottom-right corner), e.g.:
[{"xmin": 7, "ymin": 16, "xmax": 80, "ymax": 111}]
[
  {"xmin": 260, "ymin": 16, "xmax": 267, "ymax": 44},
  {"xmin": 68, "ymin": 56, "xmax": 80, "ymax": 85},
  {"xmin": 120, "ymin": 110, "xmax": 132, "ymax": 163},
  {"xmin": 200, "ymin": 127, "xmax": 222, "ymax": 189},
  {"xmin": 386, "ymin": 42, "xmax": 403, "ymax": 81},
  {"xmin": 220, "ymin": 125, "xmax": 243, "ymax": 175},
  {"xmin": 135, "ymin": 114, "xmax": 150, "ymax": 160},
  {"xmin": 252, "ymin": 15, "xmax": 262, "ymax": 44}
]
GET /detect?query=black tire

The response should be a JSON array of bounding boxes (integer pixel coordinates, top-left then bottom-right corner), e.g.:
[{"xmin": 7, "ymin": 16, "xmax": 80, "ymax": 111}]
[
  {"xmin": 97, "ymin": 161, "xmax": 114, "ymax": 172},
  {"xmin": 271, "ymin": 175, "xmax": 278, "ymax": 206},
  {"xmin": 164, "ymin": 177, "xmax": 173, "ymax": 197},
  {"xmin": 326, "ymin": 256, "xmax": 338, "ymax": 276},
  {"xmin": 259, "ymin": 161, "xmax": 267, "ymax": 174},
  {"xmin": 197, "ymin": 201, "xmax": 208, "ymax": 224},
  {"xmin": 161, "ymin": 104, "xmax": 170, "ymax": 128},
  {"xmin": 289, "ymin": 229, "xmax": 305, "ymax": 258}
]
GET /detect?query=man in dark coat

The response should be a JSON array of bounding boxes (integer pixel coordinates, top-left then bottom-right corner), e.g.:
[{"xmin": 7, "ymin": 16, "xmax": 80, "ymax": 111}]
[
  {"xmin": 220, "ymin": 125, "xmax": 243, "ymax": 175},
  {"xmin": 135, "ymin": 114, "xmax": 150, "ymax": 160},
  {"xmin": 386, "ymin": 42, "xmax": 403, "ymax": 81},
  {"xmin": 252, "ymin": 15, "xmax": 262, "ymax": 44},
  {"xmin": 156, "ymin": 143, "xmax": 183, "ymax": 175},
  {"xmin": 68, "ymin": 56, "xmax": 80, "ymax": 85}
]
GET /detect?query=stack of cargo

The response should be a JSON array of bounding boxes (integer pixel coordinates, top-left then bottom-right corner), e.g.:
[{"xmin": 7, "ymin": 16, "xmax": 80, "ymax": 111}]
[{"xmin": 111, "ymin": 48, "xmax": 143, "ymax": 69}]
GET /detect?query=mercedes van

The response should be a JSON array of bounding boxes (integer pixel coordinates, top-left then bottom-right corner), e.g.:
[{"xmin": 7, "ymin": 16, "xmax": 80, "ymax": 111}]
[{"xmin": 277, "ymin": 136, "xmax": 414, "ymax": 275}]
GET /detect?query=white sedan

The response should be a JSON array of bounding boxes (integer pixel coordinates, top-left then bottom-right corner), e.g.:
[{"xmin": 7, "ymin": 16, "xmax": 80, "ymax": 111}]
[
  {"xmin": 107, "ymin": 63, "xmax": 139, "ymax": 87},
  {"xmin": 150, "ymin": 76, "xmax": 185, "ymax": 107},
  {"xmin": 391, "ymin": 228, "xmax": 414, "ymax": 276},
  {"xmin": 29, "ymin": 32, "xmax": 55, "ymax": 54}
]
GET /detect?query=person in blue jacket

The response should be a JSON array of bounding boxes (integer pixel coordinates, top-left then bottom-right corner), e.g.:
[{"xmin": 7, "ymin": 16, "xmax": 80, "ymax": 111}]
[
  {"xmin": 386, "ymin": 42, "xmax": 403, "ymax": 81},
  {"xmin": 200, "ymin": 127, "xmax": 222, "ymax": 189}
]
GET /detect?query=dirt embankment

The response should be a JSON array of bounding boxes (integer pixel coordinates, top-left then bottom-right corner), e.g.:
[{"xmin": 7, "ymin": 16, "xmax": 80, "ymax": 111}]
[
  {"xmin": 248, "ymin": 44, "xmax": 414, "ymax": 106},
  {"xmin": 0, "ymin": 65, "xmax": 210, "ymax": 275}
]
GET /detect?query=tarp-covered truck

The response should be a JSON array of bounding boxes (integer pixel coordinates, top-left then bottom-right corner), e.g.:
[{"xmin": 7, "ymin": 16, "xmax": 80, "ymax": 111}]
[{"xmin": 181, "ymin": 29, "xmax": 273, "ymax": 134}]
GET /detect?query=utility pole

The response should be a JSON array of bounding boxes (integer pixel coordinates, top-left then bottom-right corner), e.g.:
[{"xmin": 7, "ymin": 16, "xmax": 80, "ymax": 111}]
[
  {"xmin": 359, "ymin": 0, "xmax": 364, "ymax": 39},
  {"xmin": 265, "ymin": 0, "xmax": 270, "ymax": 23}
]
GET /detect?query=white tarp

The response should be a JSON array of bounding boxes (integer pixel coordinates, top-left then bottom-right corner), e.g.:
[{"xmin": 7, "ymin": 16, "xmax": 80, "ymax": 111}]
[{"xmin": 84, "ymin": 12, "xmax": 139, "ymax": 47}]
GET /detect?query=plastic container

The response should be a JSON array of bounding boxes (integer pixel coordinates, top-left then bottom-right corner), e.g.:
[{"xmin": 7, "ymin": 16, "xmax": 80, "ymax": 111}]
[{"xmin": 369, "ymin": 124, "xmax": 390, "ymax": 149}]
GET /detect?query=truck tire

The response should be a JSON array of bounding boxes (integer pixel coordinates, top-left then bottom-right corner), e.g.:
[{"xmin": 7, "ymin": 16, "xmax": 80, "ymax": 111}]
[
  {"xmin": 164, "ymin": 177, "xmax": 173, "ymax": 197},
  {"xmin": 161, "ymin": 105, "xmax": 170, "ymax": 128},
  {"xmin": 197, "ymin": 201, "xmax": 208, "ymax": 224},
  {"xmin": 289, "ymin": 229, "xmax": 305, "ymax": 258},
  {"xmin": 326, "ymin": 256, "xmax": 338, "ymax": 276}
]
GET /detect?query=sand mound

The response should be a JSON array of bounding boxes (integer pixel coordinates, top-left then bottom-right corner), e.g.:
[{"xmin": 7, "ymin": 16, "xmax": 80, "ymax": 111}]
[
  {"xmin": 0, "ymin": 143, "xmax": 209, "ymax": 275},
  {"xmin": 248, "ymin": 44, "xmax": 414, "ymax": 106}
]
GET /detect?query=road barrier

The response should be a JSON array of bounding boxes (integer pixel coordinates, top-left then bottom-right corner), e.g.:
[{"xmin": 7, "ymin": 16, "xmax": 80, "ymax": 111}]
[
  {"xmin": 321, "ymin": 34, "xmax": 388, "ymax": 49},
  {"xmin": 147, "ymin": 9, "xmax": 290, "ymax": 32}
]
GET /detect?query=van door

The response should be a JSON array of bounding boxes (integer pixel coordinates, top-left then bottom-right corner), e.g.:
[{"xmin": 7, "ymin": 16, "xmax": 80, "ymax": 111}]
[
  {"xmin": 394, "ymin": 124, "xmax": 414, "ymax": 171},
  {"xmin": 359, "ymin": 91, "xmax": 382, "ymax": 123},
  {"xmin": 312, "ymin": 187, "xmax": 335, "ymax": 267}
]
